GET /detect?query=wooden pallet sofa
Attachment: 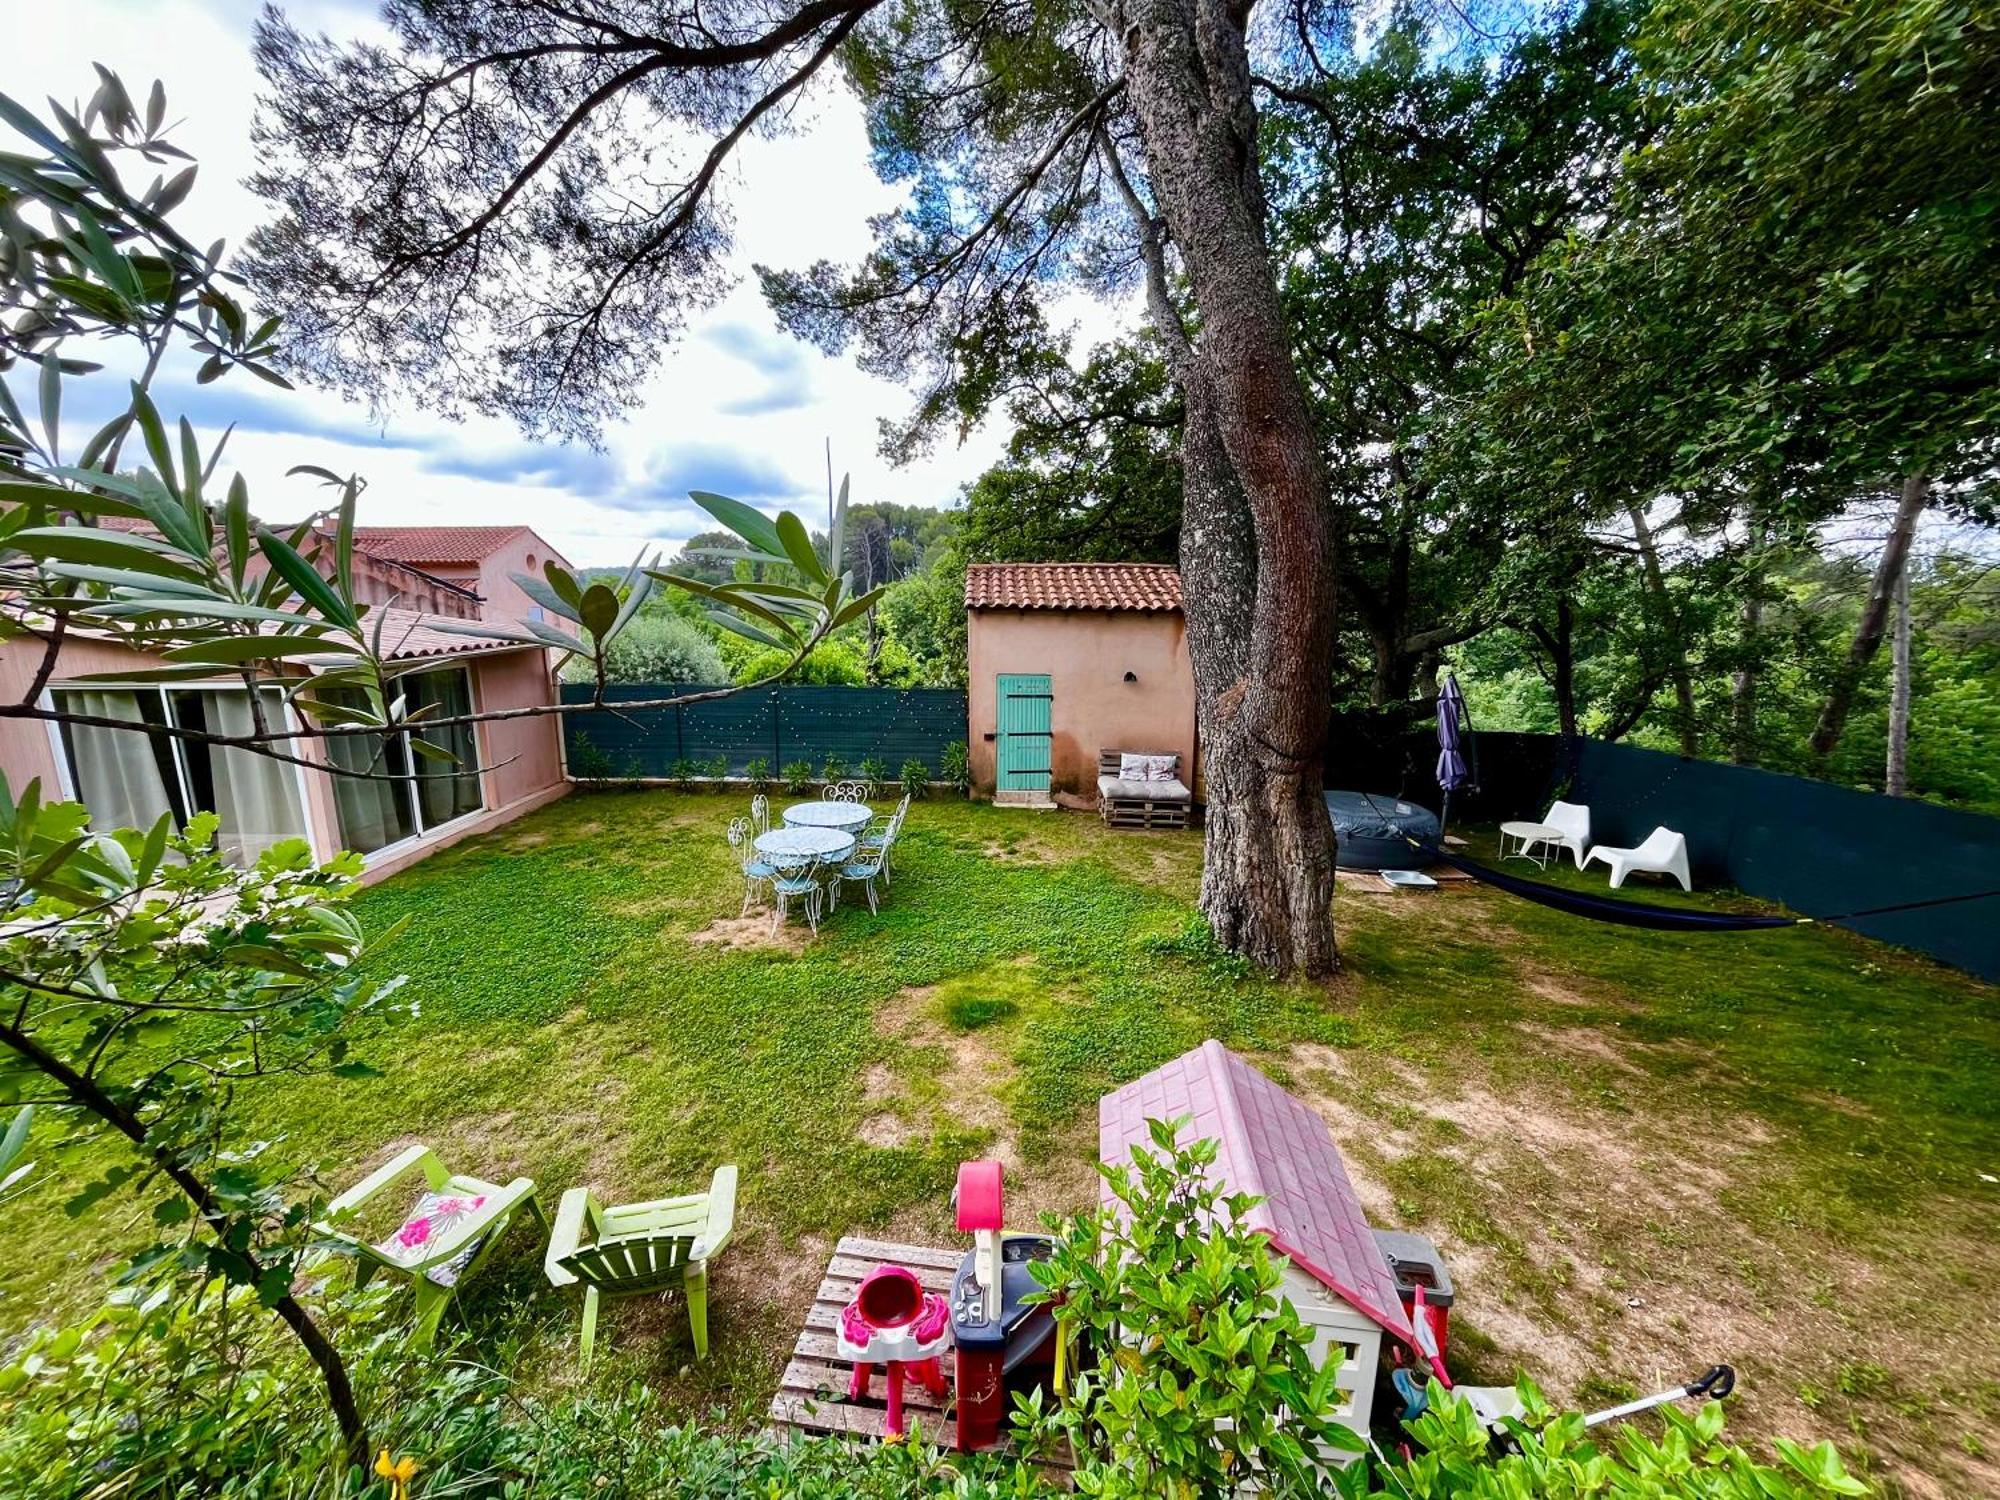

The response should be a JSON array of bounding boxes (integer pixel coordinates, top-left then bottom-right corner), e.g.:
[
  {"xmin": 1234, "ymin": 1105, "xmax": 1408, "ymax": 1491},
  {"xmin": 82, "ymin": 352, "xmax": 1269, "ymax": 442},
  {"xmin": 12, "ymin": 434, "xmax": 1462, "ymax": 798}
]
[{"xmin": 1097, "ymin": 750, "xmax": 1194, "ymax": 830}]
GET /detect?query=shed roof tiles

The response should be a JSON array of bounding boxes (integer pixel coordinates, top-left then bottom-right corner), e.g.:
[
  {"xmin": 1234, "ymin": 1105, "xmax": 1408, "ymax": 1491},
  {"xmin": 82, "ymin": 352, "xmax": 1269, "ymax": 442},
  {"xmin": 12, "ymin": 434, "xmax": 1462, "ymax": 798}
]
[{"xmin": 964, "ymin": 562, "xmax": 1181, "ymax": 613}]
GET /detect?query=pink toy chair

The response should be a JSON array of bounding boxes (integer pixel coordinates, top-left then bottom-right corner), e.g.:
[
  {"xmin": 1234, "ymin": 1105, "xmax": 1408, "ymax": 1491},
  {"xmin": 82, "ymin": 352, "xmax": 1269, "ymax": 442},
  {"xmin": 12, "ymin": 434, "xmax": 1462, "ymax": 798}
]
[{"xmin": 836, "ymin": 1263, "xmax": 950, "ymax": 1439}]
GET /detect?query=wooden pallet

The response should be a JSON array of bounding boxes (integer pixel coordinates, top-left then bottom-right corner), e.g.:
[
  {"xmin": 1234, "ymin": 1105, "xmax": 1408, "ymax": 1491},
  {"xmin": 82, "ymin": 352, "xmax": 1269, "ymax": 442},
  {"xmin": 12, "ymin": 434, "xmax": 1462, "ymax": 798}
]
[
  {"xmin": 1101, "ymin": 797, "xmax": 1191, "ymax": 830},
  {"xmin": 768, "ymin": 1236, "xmax": 963, "ymax": 1446}
]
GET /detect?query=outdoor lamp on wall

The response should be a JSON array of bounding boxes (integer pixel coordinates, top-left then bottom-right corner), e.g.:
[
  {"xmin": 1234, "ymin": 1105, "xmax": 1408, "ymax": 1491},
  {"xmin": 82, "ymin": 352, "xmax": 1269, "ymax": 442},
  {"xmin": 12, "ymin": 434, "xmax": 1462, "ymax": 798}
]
[{"xmin": 1123, "ymin": 671, "xmax": 1138, "ymax": 683}]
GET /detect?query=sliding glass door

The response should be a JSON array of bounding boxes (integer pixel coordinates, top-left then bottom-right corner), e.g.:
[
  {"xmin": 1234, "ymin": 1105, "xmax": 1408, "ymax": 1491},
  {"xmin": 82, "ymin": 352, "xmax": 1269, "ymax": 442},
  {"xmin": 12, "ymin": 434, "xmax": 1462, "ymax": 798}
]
[
  {"xmin": 320, "ymin": 665, "xmax": 484, "ymax": 856},
  {"xmin": 53, "ymin": 686, "xmax": 309, "ymax": 866}
]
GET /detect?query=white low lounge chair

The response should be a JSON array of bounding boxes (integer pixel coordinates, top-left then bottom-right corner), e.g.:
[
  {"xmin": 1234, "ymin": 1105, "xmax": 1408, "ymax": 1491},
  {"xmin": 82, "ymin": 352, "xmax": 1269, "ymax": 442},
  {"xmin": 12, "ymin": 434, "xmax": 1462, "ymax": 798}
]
[
  {"xmin": 1584, "ymin": 827, "xmax": 1691, "ymax": 891},
  {"xmin": 1542, "ymin": 800, "xmax": 1592, "ymax": 868}
]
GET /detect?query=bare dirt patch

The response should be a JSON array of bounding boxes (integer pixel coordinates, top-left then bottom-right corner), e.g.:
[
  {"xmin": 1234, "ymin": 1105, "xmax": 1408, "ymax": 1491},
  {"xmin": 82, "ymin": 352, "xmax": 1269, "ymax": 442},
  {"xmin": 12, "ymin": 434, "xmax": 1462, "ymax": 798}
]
[
  {"xmin": 857, "ymin": 1111, "xmax": 919, "ymax": 1148},
  {"xmin": 687, "ymin": 913, "xmax": 810, "ymax": 954}
]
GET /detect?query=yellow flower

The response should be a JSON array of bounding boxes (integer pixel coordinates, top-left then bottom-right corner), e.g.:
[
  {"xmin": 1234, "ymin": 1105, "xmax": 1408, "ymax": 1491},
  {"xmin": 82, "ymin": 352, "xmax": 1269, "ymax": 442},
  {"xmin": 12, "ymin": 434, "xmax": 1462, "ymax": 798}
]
[{"xmin": 374, "ymin": 1449, "xmax": 418, "ymax": 1500}]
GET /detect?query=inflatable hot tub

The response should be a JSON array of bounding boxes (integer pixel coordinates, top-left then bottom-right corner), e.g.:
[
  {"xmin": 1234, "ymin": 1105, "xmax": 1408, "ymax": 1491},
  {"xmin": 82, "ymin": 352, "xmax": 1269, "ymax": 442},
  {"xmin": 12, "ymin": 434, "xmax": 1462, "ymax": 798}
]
[{"xmin": 1325, "ymin": 791, "xmax": 1441, "ymax": 871}]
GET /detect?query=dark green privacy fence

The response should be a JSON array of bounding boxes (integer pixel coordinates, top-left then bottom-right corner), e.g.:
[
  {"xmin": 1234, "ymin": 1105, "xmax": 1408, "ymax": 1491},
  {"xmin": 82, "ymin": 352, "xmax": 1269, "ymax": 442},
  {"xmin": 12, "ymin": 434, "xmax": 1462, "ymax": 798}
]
[
  {"xmin": 1330, "ymin": 724, "xmax": 2000, "ymax": 982},
  {"xmin": 560, "ymin": 683, "xmax": 968, "ymax": 778}
]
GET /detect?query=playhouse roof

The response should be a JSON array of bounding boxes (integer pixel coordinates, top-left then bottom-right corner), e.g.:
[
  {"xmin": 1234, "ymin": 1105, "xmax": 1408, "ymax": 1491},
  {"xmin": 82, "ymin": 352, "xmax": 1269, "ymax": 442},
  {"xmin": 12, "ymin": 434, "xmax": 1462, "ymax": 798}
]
[{"xmin": 1098, "ymin": 1040, "xmax": 1415, "ymax": 1347}]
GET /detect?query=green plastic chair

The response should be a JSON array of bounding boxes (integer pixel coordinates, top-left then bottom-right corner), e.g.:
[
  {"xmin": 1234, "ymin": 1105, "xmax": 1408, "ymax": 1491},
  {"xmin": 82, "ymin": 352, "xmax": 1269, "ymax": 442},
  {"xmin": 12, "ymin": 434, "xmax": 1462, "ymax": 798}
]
[
  {"xmin": 319, "ymin": 1144, "xmax": 544, "ymax": 1348},
  {"xmin": 543, "ymin": 1165, "xmax": 737, "ymax": 1372}
]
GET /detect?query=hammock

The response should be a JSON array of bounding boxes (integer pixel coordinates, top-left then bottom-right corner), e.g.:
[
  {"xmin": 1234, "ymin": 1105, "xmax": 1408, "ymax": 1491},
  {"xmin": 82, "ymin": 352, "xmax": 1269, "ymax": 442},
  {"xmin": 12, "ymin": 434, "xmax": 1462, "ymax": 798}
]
[
  {"xmin": 1430, "ymin": 849, "xmax": 1796, "ymax": 932},
  {"xmin": 1429, "ymin": 847, "xmax": 2000, "ymax": 933}
]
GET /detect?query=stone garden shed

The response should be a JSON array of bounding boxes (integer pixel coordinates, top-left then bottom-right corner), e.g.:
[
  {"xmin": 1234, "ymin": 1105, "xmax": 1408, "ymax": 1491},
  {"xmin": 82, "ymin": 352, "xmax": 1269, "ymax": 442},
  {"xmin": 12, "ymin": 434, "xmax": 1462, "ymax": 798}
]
[{"xmin": 964, "ymin": 563, "xmax": 1196, "ymax": 804}]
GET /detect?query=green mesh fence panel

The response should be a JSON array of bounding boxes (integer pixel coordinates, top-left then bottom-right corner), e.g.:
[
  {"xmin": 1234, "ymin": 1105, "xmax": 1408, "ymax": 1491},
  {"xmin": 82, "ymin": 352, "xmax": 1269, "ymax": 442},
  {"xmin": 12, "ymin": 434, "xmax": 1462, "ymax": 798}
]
[
  {"xmin": 1335, "ymin": 724, "xmax": 2000, "ymax": 982},
  {"xmin": 560, "ymin": 683, "xmax": 968, "ymax": 779}
]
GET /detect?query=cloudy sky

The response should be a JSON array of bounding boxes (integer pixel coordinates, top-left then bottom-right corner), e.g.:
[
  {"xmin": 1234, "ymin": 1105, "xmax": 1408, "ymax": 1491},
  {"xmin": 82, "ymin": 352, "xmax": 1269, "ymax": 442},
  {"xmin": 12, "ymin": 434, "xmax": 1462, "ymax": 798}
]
[{"xmin": 4, "ymin": 1, "xmax": 1125, "ymax": 565}]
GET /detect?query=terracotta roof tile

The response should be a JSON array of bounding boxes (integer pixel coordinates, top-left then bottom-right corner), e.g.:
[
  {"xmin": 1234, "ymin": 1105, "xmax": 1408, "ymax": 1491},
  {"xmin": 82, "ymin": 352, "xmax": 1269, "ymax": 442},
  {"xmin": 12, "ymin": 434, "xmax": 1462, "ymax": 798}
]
[
  {"xmin": 1099, "ymin": 1040, "xmax": 1415, "ymax": 1349},
  {"xmin": 965, "ymin": 562, "xmax": 1181, "ymax": 613},
  {"xmin": 365, "ymin": 606, "xmax": 530, "ymax": 662},
  {"xmin": 347, "ymin": 526, "xmax": 535, "ymax": 566}
]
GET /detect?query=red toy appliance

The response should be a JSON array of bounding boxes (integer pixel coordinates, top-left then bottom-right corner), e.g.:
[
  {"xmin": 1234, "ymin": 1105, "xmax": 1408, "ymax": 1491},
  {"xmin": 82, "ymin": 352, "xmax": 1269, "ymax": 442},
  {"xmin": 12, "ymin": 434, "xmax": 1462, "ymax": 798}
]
[{"xmin": 948, "ymin": 1161, "xmax": 1057, "ymax": 1452}]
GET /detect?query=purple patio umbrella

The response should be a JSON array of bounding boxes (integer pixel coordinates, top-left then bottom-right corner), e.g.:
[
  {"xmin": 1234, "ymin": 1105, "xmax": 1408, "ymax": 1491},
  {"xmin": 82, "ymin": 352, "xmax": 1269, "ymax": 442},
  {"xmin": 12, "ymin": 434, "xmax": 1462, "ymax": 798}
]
[{"xmin": 1435, "ymin": 673, "xmax": 1470, "ymax": 836}]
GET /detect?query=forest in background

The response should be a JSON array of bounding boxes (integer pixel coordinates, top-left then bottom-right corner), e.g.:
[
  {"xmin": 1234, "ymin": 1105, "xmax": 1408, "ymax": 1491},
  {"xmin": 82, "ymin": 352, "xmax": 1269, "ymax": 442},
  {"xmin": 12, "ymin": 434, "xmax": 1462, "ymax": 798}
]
[{"xmin": 584, "ymin": 0, "xmax": 1995, "ymax": 816}]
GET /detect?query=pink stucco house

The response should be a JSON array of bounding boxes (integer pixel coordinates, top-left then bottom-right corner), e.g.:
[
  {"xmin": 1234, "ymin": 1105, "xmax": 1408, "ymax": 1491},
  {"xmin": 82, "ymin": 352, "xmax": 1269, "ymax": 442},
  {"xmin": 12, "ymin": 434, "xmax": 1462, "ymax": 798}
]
[
  {"xmin": 344, "ymin": 525, "xmax": 569, "ymax": 625},
  {"xmin": 0, "ymin": 527, "xmax": 573, "ymax": 884}
]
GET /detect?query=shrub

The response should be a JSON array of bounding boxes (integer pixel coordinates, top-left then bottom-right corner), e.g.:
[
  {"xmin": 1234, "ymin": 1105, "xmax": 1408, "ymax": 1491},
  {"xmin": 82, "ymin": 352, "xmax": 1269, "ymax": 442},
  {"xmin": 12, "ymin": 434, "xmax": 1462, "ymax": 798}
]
[
  {"xmin": 820, "ymin": 753, "xmax": 850, "ymax": 782},
  {"xmin": 1014, "ymin": 1117, "xmax": 1360, "ymax": 1494},
  {"xmin": 559, "ymin": 612, "xmax": 726, "ymax": 685},
  {"xmin": 782, "ymin": 760, "xmax": 816, "ymax": 795},
  {"xmin": 669, "ymin": 756, "xmax": 698, "ymax": 791},
  {"xmin": 568, "ymin": 729, "xmax": 616, "ymax": 785},
  {"xmin": 1371, "ymin": 1377, "xmax": 1866, "ymax": 1498},
  {"xmin": 940, "ymin": 740, "xmax": 971, "ymax": 795},
  {"xmin": 704, "ymin": 754, "xmax": 730, "ymax": 782},
  {"xmin": 745, "ymin": 757, "xmax": 772, "ymax": 793},
  {"xmin": 857, "ymin": 757, "xmax": 888, "ymax": 794},
  {"xmin": 729, "ymin": 639, "xmax": 868, "ymax": 686},
  {"xmin": 901, "ymin": 758, "xmax": 930, "ymax": 797}
]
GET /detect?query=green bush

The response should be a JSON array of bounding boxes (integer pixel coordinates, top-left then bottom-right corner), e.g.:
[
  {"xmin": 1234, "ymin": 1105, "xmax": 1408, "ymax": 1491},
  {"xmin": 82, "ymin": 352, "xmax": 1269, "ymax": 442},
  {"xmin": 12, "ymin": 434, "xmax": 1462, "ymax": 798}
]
[
  {"xmin": 940, "ymin": 739, "xmax": 971, "ymax": 795},
  {"xmin": 669, "ymin": 756, "xmax": 698, "ymax": 791},
  {"xmin": 858, "ymin": 757, "xmax": 888, "ymax": 793},
  {"xmin": 820, "ymin": 753, "xmax": 850, "ymax": 782},
  {"xmin": 568, "ymin": 729, "xmax": 616, "ymax": 784},
  {"xmin": 1372, "ymin": 1377, "xmax": 1865, "ymax": 1498},
  {"xmin": 704, "ymin": 753, "xmax": 730, "ymax": 782},
  {"xmin": 559, "ymin": 611, "xmax": 726, "ymax": 685},
  {"xmin": 782, "ymin": 760, "xmax": 816, "ymax": 795},
  {"xmin": 901, "ymin": 758, "xmax": 930, "ymax": 797},
  {"xmin": 746, "ymin": 757, "xmax": 772, "ymax": 793},
  {"xmin": 1014, "ymin": 1117, "xmax": 1360, "ymax": 1494},
  {"xmin": 730, "ymin": 639, "xmax": 869, "ymax": 686}
]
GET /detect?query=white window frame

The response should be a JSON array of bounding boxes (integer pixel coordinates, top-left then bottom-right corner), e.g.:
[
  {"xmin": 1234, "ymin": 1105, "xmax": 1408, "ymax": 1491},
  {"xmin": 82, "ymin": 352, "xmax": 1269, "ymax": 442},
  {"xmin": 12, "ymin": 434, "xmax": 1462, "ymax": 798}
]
[
  {"xmin": 43, "ymin": 682, "xmax": 323, "ymax": 862},
  {"xmin": 338, "ymin": 662, "xmax": 488, "ymax": 867}
]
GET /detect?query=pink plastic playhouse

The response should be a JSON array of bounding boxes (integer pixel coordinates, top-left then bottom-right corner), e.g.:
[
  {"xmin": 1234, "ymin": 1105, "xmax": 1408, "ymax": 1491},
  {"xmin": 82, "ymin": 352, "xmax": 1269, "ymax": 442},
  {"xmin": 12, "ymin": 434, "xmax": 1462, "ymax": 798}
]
[{"xmin": 1098, "ymin": 1039, "xmax": 1429, "ymax": 1431}]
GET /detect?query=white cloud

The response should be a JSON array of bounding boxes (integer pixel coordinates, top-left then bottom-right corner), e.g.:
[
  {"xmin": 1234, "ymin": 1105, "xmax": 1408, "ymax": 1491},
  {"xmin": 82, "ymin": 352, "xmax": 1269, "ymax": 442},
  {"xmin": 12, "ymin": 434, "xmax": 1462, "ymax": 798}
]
[{"xmin": 1, "ymin": 0, "xmax": 1117, "ymax": 565}]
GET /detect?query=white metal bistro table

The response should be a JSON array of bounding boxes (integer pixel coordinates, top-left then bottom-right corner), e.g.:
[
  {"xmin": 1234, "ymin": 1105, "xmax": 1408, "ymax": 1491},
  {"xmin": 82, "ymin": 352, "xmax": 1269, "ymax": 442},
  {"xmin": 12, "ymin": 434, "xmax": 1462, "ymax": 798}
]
[
  {"xmin": 754, "ymin": 825, "xmax": 857, "ymax": 864},
  {"xmin": 1498, "ymin": 819, "xmax": 1565, "ymax": 870},
  {"xmin": 783, "ymin": 800, "xmax": 874, "ymax": 834}
]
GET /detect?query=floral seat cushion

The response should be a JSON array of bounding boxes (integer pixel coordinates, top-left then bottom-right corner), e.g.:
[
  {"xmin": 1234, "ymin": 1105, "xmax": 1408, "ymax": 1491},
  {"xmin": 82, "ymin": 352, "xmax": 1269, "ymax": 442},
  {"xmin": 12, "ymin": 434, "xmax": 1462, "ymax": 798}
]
[{"xmin": 376, "ymin": 1189, "xmax": 491, "ymax": 1287}]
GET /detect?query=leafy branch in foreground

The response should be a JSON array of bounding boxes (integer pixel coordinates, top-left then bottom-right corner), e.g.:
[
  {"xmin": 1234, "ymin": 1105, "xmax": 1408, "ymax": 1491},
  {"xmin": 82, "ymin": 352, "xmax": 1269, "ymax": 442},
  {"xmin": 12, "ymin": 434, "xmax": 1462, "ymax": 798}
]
[{"xmin": 0, "ymin": 774, "xmax": 411, "ymax": 1468}]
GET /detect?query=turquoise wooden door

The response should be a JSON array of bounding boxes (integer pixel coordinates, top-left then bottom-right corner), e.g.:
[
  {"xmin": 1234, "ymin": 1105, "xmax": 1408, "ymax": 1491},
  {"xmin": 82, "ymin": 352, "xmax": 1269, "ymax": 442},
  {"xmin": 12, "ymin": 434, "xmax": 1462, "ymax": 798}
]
[{"xmin": 996, "ymin": 675, "xmax": 1053, "ymax": 792}]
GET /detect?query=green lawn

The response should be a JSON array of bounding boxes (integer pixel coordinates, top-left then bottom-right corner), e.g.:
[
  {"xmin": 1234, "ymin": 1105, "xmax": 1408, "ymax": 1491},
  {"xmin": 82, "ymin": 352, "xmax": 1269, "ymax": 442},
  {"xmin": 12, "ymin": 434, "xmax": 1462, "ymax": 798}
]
[{"xmin": 3, "ymin": 790, "xmax": 1994, "ymax": 1496}]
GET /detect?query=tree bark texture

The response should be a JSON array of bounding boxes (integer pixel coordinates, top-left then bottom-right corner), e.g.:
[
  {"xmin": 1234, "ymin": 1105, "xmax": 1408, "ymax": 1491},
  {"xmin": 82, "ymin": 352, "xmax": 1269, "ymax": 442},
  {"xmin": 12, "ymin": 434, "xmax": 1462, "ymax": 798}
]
[
  {"xmin": 1116, "ymin": 0, "xmax": 1342, "ymax": 976},
  {"xmin": 1886, "ymin": 562, "xmax": 1911, "ymax": 796},
  {"xmin": 1810, "ymin": 473, "xmax": 1928, "ymax": 758}
]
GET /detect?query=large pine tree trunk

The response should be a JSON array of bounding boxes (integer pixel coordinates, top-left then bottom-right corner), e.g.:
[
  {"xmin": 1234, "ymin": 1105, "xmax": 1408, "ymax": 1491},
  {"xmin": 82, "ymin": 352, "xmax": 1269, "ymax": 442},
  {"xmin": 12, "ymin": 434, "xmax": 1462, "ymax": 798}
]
[
  {"xmin": 1120, "ymin": 0, "xmax": 1340, "ymax": 976},
  {"xmin": 1810, "ymin": 473, "xmax": 1929, "ymax": 758}
]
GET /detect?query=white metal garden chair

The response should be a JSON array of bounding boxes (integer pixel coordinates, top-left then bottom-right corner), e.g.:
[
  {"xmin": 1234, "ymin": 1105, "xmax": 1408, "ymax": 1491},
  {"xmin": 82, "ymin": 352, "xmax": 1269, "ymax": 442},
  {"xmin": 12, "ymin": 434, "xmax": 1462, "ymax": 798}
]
[
  {"xmin": 749, "ymin": 794, "xmax": 771, "ymax": 836},
  {"xmin": 769, "ymin": 852, "xmax": 827, "ymax": 935},
  {"xmin": 858, "ymin": 794, "xmax": 911, "ymax": 885},
  {"xmin": 840, "ymin": 826, "xmax": 896, "ymax": 914},
  {"xmin": 728, "ymin": 817, "xmax": 776, "ymax": 915},
  {"xmin": 825, "ymin": 781, "xmax": 869, "ymax": 803}
]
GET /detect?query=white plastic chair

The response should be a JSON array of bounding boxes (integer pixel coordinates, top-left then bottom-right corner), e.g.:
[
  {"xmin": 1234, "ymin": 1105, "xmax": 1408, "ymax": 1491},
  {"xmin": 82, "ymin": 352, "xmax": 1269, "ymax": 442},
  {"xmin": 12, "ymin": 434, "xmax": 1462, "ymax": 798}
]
[
  {"xmin": 1584, "ymin": 827, "xmax": 1691, "ymax": 891},
  {"xmin": 1543, "ymin": 800, "xmax": 1592, "ymax": 868}
]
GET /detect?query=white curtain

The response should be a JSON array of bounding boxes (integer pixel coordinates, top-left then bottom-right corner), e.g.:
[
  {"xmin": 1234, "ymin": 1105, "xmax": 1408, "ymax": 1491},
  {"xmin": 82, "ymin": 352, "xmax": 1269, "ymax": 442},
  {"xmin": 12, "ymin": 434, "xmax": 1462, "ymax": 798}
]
[
  {"xmin": 202, "ymin": 692, "xmax": 309, "ymax": 866},
  {"xmin": 319, "ymin": 689, "xmax": 415, "ymax": 854},
  {"xmin": 61, "ymin": 690, "xmax": 176, "ymax": 834}
]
